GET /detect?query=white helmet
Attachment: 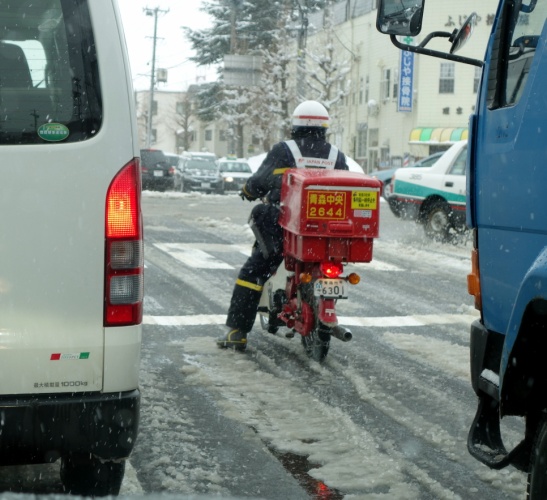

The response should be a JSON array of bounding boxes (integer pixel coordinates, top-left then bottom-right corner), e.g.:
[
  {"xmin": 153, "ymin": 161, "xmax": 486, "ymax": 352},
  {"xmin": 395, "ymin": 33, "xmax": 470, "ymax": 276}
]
[{"xmin": 292, "ymin": 100, "xmax": 329, "ymax": 128}]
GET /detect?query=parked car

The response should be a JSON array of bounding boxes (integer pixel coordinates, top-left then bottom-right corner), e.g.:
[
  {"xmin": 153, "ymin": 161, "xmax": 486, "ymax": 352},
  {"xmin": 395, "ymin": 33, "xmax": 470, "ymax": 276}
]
[
  {"xmin": 370, "ymin": 151, "xmax": 444, "ymax": 200},
  {"xmin": 218, "ymin": 157, "xmax": 253, "ymax": 193},
  {"xmin": 140, "ymin": 148, "xmax": 175, "ymax": 191},
  {"xmin": 0, "ymin": 1, "xmax": 142, "ymax": 496},
  {"xmin": 165, "ymin": 153, "xmax": 182, "ymax": 170},
  {"xmin": 388, "ymin": 140, "xmax": 468, "ymax": 241},
  {"xmin": 176, "ymin": 152, "xmax": 222, "ymax": 193}
]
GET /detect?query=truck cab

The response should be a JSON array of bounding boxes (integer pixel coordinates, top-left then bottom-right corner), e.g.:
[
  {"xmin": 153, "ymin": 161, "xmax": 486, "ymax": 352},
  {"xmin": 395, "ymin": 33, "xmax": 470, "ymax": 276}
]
[{"xmin": 377, "ymin": 1, "xmax": 547, "ymax": 497}]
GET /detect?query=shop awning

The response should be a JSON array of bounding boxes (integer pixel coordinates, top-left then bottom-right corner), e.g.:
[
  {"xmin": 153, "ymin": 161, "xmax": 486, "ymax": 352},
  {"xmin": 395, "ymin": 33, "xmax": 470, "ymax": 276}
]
[{"xmin": 409, "ymin": 127, "xmax": 468, "ymax": 144}]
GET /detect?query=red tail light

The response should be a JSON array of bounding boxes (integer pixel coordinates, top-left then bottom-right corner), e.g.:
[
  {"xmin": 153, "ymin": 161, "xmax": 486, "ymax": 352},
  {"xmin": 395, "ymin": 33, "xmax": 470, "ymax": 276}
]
[
  {"xmin": 169, "ymin": 166, "xmax": 176, "ymax": 175},
  {"xmin": 320, "ymin": 261, "xmax": 344, "ymax": 278},
  {"xmin": 105, "ymin": 159, "xmax": 143, "ymax": 326}
]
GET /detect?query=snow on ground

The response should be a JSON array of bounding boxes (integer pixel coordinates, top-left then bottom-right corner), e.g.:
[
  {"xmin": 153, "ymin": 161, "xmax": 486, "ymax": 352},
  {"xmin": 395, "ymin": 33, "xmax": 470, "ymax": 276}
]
[
  {"xmin": 180, "ymin": 336, "xmax": 421, "ymax": 498},
  {"xmin": 137, "ymin": 190, "xmax": 528, "ymax": 498}
]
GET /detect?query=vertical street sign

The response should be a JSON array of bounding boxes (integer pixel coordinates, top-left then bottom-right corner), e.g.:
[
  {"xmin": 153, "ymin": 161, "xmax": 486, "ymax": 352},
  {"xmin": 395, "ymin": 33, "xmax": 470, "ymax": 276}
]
[{"xmin": 398, "ymin": 37, "xmax": 414, "ymax": 113}]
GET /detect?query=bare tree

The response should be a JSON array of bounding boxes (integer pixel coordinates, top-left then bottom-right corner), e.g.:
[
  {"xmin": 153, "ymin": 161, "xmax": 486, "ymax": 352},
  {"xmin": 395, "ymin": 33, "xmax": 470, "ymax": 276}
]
[{"xmin": 304, "ymin": 0, "xmax": 352, "ymax": 137}]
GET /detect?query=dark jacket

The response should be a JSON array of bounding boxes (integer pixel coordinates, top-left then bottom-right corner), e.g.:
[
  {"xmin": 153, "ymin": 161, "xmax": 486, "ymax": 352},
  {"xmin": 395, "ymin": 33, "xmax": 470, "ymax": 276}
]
[{"xmin": 243, "ymin": 136, "xmax": 349, "ymax": 205}]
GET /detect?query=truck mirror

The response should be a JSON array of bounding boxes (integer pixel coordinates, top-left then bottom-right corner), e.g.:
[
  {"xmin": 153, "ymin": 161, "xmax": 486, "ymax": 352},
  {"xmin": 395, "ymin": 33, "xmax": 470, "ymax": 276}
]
[
  {"xmin": 376, "ymin": 0, "xmax": 425, "ymax": 36},
  {"xmin": 449, "ymin": 13, "xmax": 477, "ymax": 54}
]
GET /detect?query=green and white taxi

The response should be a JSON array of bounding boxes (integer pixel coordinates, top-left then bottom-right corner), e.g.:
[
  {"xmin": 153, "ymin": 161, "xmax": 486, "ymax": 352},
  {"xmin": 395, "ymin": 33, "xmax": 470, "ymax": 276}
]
[{"xmin": 388, "ymin": 140, "xmax": 467, "ymax": 240}]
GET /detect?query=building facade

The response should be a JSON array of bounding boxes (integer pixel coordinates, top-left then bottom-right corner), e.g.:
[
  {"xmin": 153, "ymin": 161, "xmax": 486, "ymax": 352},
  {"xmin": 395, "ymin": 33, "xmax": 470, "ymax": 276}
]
[{"xmin": 136, "ymin": 0, "xmax": 498, "ymax": 170}]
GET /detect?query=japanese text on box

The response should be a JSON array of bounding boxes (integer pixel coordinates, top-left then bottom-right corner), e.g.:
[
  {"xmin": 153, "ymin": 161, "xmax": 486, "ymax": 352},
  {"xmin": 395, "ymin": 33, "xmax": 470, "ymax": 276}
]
[
  {"xmin": 306, "ymin": 191, "xmax": 346, "ymax": 220},
  {"xmin": 351, "ymin": 191, "xmax": 378, "ymax": 210}
]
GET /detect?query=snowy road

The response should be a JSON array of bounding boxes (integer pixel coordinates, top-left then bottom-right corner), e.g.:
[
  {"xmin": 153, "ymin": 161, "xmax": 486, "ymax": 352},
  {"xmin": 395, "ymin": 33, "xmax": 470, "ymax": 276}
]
[
  {"xmin": 130, "ymin": 192, "xmax": 526, "ymax": 499},
  {"xmin": 0, "ymin": 192, "xmax": 527, "ymax": 499}
]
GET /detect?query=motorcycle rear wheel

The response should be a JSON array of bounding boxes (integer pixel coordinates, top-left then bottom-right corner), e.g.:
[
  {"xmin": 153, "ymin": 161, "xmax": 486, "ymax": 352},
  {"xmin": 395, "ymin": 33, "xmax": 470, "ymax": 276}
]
[
  {"xmin": 301, "ymin": 327, "xmax": 330, "ymax": 362},
  {"xmin": 300, "ymin": 285, "xmax": 330, "ymax": 362}
]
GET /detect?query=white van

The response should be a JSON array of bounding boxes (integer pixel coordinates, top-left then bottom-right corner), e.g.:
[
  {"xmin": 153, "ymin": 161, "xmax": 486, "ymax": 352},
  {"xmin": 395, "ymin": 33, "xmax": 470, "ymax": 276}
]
[{"xmin": 0, "ymin": 1, "xmax": 142, "ymax": 496}]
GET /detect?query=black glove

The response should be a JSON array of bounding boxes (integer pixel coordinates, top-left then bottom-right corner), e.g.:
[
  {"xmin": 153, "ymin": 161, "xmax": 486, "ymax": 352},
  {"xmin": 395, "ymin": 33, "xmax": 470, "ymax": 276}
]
[{"xmin": 239, "ymin": 187, "xmax": 257, "ymax": 202}]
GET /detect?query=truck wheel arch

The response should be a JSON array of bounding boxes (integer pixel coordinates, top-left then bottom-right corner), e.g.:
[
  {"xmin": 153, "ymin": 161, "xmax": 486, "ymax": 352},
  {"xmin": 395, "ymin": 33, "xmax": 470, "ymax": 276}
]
[{"xmin": 501, "ymin": 249, "xmax": 547, "ymax": 415}]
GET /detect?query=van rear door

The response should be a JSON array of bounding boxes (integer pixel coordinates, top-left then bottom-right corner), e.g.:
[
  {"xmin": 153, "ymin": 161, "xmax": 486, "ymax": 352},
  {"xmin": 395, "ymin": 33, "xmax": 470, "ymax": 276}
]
[{"xmin": 0, "ymin": 0, "xmax": 142, "ymax": 395}]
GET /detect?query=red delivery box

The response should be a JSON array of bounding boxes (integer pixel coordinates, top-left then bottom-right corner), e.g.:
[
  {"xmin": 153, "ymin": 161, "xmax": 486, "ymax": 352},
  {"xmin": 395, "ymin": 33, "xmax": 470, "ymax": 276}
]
[{"xmin": 279, "ymin": 169, "xmax": 381, "ymax": 263}]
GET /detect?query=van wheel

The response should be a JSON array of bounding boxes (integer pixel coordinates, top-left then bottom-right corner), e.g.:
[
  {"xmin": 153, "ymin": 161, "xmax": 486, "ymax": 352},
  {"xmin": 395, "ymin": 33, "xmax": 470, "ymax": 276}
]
[
  {"xmin": 424, "ymin": 202, "xmax": 451, "ymax": 242},
  {"xmin": 60, "ymin": 454, "xmax": 125, "ymax": 496}
]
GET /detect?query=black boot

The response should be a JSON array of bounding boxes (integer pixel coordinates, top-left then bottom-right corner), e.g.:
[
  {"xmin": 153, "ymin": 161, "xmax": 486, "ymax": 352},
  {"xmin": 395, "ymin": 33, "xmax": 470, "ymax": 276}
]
[{"xmin": 216, "ymin": 328, "xmax": 248, "ymax": 351}]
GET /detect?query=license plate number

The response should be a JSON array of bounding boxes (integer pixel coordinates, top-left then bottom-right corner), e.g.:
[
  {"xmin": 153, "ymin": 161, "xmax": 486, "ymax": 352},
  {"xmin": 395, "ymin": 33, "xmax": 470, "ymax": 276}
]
[
  {"xmin": 153, "ymin": 170, "xmax": 163, "ymax": 177},
  {"xmin": 314, "ymin": 279, "xmax": 347, "ymax": 298},
  {"xmin": 201, "ymin": 182, "xmax": 211, "ymax": 188}
]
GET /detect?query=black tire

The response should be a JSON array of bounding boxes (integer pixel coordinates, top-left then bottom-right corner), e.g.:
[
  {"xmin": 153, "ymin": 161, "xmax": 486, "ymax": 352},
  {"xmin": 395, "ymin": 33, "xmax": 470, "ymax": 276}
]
[
  {"xmin": 424, "ymin": 201, "xmax": 452, "ymax": 242},
  {"xmin": 60, "ymin": 454, "xmax": 125, "ymax": 497},
  {"xmin": 528, "ymin": 414, "xmax": 547, "ymax": 499},
  {"xmin": 259, "ymin": 289, "xmax": 280, "ymax": 334},
  {"xmin": 382, "ymin": 179, "xmax": 391, "ymax": 201},
  {"xmin": 259, "ymin": 313, "xmax": 278, "ymax": 333},
  {"xmin": 299, "ymin": 284, "xmax": 330, "ymax": 362}
]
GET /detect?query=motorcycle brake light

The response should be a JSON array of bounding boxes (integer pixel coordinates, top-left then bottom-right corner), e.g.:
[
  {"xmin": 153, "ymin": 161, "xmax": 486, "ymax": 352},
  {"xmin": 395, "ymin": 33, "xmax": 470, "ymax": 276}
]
[{"xmin": 320, "ymin": 262, "xmax": 343, "ymax": 278}]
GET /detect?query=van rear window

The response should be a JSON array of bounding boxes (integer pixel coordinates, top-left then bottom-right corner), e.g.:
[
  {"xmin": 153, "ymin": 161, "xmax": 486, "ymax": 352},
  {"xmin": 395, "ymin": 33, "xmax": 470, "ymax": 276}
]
[{"xmin": 0, "ymin": 0, "xmax": 101, "ymax": 145}]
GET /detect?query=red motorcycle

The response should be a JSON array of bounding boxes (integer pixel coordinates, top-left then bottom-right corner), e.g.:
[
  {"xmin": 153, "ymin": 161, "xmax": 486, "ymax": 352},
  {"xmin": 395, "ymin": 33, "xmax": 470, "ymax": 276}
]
[{"xmin": 257, "ymin": 168, "xmax": 381, "ymax": 362}]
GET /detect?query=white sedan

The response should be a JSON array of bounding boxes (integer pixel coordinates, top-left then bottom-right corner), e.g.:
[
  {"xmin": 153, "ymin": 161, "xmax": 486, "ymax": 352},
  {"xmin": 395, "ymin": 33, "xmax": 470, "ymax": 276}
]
[{"xmin": 388, "ymin": 140, "xmax": 468, "ymax": 241}]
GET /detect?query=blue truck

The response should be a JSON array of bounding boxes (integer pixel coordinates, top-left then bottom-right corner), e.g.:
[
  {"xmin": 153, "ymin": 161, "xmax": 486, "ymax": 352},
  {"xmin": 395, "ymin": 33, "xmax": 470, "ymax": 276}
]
[{"xmin": 377, "ymin": 1, "xmax": 547, "ymax": 497}]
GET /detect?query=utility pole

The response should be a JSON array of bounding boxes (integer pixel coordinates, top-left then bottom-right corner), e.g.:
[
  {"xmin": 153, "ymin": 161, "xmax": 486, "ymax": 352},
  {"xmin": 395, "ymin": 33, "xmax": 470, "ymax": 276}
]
[
  {"xmin": 296, "ymin": 0, "xmax": 308, "ymax": 101},
  {"xmin": 144, "ymin": 6, "xmax": 168, "ymax": 148}
]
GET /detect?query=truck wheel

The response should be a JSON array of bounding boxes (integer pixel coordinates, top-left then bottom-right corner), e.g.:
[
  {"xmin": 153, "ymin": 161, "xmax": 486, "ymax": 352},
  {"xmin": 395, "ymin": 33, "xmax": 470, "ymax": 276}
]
[
  {"xmin": 424, "ymin": 202, "xmax": 451, "ymax": 242},
  {"xmin": 528, "ymin": 414, "xmax": 547, "ymax": 499},
  {"xmin": 60, "ymin": 454, "xmax": 125, "ymax": 496}
]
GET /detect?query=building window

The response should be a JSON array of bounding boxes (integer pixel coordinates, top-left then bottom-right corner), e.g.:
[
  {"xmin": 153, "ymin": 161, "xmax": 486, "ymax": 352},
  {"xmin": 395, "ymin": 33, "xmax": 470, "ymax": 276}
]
[
  {"xmin": 392, "ymin": 69, "xmax": 398, "ymax": 100},
  {"xmin": 365, "ymin": 75, "xmax": 369, "ymax": 103},
  {"xmin": 369, "ymin": 128, "xmax": 379, "ymax": 148},
  {"xmin": 439, "ymin": 63, "xmax": 455, "ymax": 93},
  {"xmin": 176, "ymin": 102, "xmax": 185, "ymax": 115},
  {"xmin": 380, "ymin": 69, "xmax": 391, "ymax": 100},
  {"xmin": 473, "ymin": 66, "xmax": 481, "ymax": 93},
  {"xmin": 357, "ymin": 128, "xmax": 367, "ymax": 158},
  {"xmin": 205, "ymin": 129, "xmax": 213, "ymax": 141}
]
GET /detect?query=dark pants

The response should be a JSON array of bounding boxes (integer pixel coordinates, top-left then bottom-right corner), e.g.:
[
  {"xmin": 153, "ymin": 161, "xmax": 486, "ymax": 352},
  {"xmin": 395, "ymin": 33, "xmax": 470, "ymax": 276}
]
[{"xmin": 226, "ymin": 205, "xmax": 284, "ymax": 333}]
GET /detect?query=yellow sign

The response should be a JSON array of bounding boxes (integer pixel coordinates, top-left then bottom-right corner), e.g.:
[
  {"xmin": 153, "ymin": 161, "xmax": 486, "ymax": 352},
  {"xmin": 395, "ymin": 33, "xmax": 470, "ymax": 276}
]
[{"xmin": 351, "ymin": 191, "xmax": 378, "ymax": 210}]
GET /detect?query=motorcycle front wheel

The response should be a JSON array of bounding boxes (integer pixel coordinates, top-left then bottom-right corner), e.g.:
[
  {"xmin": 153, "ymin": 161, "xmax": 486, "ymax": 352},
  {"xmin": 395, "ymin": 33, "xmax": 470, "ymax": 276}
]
[{"xmin": 300, "ymin": 284, "xmax": 330, "ymax": 362}]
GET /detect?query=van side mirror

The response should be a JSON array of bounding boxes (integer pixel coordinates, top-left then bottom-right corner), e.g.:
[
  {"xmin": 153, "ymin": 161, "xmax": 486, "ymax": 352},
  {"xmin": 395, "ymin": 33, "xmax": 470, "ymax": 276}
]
[{"xmin": 376, "ymin": 0, "xmax": 425, "ymax": 36}]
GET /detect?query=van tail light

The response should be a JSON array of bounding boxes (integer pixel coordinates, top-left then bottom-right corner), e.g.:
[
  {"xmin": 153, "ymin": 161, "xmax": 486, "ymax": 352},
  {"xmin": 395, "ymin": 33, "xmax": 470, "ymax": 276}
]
[
  {"xmin": 320, "ymin": 261, "xmax": 344, "ymax": 279},
  {"xmin": 105, "ymin": 159, "xmax": 143, "ymax": 326},
  {"xmin": 169, "ymin": 166, "xmax": 176, "ymax": 176}
]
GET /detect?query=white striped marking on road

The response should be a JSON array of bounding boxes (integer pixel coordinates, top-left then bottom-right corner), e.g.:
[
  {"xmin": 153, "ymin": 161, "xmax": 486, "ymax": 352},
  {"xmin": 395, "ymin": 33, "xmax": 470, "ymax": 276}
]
[
  {"xmin": 143, "ymin": 313, "xmax": 477, "ymax": 327},
  {"xmin": 154, "ymin": 242, "xmax": 399, "ymax": 271},
  {"xmin": 154, "ymin": 243, "xmax": 234, "ymax": 269}
]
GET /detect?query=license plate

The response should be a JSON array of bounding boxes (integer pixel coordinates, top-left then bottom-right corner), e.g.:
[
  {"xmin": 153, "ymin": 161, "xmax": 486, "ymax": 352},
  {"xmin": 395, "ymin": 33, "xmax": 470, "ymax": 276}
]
[
  {"xmin": 153, "ymin": 170, "xmax": 163, "ymax": 177},
  {"xmin": 314, "ymin": 279, "xmax": 347, "ymax": 298},
  {"xmin": 201, "ymin": 182, "xmax": 211, "ymax": 188}
]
